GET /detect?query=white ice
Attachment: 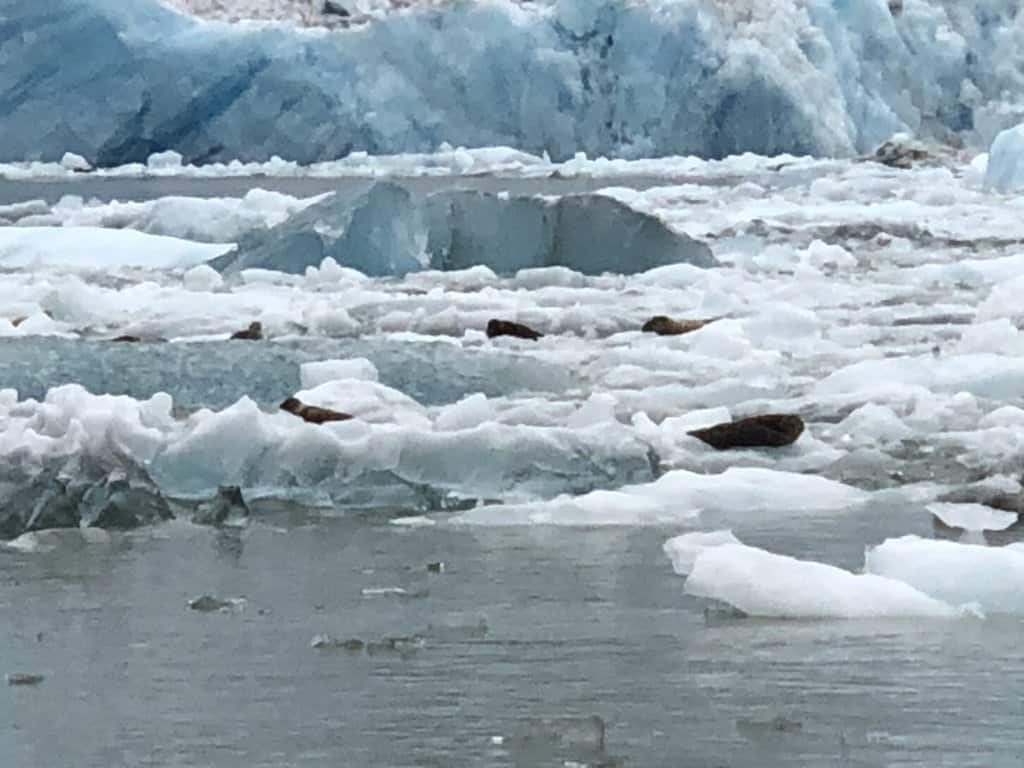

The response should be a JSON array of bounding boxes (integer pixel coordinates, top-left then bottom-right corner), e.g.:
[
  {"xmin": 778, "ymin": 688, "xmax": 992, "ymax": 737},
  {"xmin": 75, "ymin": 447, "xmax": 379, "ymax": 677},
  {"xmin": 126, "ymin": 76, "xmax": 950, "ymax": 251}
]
[
  {"xmin": 0, "ymin": 227, "xmax": 232, "ymax": 270},
  {"xmin": 450, "ymin": 467, "xmax": 865, "ymax": 526},
  {"xmin": 865, "ymin": 536, "xmax": 1024, "ymax": 615},
  {"xmin": 663, "ymin": 530, "xmax": 741, "ymax": 576},
  {"xmin": 926, "ymin": 502, "xmax": 1017, "ymax": 532},
  {"xmin": 684, "ymin": 543, "xmax": 962, "ymax": 620}
]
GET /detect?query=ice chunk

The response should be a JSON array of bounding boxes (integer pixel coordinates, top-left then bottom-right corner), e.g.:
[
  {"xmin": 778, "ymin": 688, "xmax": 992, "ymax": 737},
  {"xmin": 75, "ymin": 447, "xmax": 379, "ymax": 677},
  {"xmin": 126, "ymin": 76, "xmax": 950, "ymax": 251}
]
[
  {"xmin": 216, "ymin": 183, "xmax": 715, "ymax": 277},
  {"xmin": 452, "ymin": 467, "xmax": 865, "ymax": 526},
  {"xmin": 663, "ymin": 530, "xmax": 741, "ymax": 576},
  {"xmin": 685, "ymin": 543, "xmax": 961, "ymax": 619},
  {"xmin": 926, "ymin": 503, "xmax": 1017, "ymax": 532},
  {"xmin": 182, "ymin": 264, "xmax": 224, "ymax": 291},
  {"xmin": 0, "ymin": 227, "xmax": 232, "ymax": 269},
  {"xmin": 985, "ymin": 123, "xmax": 1024, "ymax": 193},
  {"xmin": 865, "ymin": 536, "xmax": 1024, "ymax": 614},
  {"xmin": 59, "ymin": 152, "xmax": 91, "ymax": 172},
  {"xmin": 214, "ymin": 182, "xmax": 426, "ymax": 277},
  {"xmin": 4, "ymin": 527, "xmax": 111, "ymax": 553},
  {"xmin": 146, "ymin": 150, "xmax": 184, "ymax": 172}
]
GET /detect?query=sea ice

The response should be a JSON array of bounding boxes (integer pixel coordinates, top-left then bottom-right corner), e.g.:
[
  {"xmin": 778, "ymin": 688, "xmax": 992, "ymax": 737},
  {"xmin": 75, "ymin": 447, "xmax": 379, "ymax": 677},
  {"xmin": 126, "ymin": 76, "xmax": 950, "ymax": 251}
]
[
  {"xmin": 663, "ymin": 529, "xmax": 742, "ymax": 575},
  {"xmin": 451, "ymin": 467, "xmax": 865, "ymax": 526},
  {"xmin": 865, "ymin": 536, "xmax": 1024, "ymax": 614},
  {"xmin": 0, "ymin": 227, "xmax": 232, "ymax": 270},
  {"xmin": 685, "ymin": 543, "xmax": 961, "ymax": 619}
]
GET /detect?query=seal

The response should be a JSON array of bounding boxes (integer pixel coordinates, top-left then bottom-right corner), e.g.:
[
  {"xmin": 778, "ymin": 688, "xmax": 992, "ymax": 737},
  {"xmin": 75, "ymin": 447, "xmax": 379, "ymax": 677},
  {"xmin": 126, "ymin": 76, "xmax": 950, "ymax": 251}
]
[
  {"xmin": 688, "ymin": 413, "xmax": 804, "ymax": 450},
  {"xmin": 486, "ymin": 318, "xmax": 543, "ymax": 341},
  {"xmin": 280, "ymin": 397, "xmax": 354, "ymax": 424},
  {"xmin": 230, "ymin": 321, "xmax": 263, "ymax": 340},
  {"xmin": 641, "ymin": 315, "xmax": 712, "ymax": 336},
  {"xmin": 111, "ymin": 334, "xmax": 167, "ymax": 343}
]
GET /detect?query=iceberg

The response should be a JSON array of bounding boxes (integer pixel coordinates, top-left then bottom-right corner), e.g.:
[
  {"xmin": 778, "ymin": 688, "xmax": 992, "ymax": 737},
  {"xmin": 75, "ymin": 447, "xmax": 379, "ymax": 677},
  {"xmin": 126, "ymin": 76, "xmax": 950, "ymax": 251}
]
[
  {"xmin": 213, "ymin": 182, "xmax": 716, "ymax": 276},
  {"xmin": 3, "ymin": 0, "xmax": 1024, "ymax": 165}
]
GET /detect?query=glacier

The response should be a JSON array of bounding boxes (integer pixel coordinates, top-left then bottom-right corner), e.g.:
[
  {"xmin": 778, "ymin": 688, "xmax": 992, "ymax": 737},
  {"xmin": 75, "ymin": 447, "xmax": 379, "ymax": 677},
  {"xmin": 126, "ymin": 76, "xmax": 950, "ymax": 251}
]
[{"xmin": 4, "ymin": 0, "xmax": 1024, "ymax": 165}]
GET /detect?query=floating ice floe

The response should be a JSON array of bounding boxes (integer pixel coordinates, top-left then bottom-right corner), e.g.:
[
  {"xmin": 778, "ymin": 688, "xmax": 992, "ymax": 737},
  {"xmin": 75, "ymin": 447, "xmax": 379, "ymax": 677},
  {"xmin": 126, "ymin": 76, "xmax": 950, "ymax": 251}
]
[
  {"xmin": 663, "ymin": 530, "xmax": 742, "ymax": 576},
  {"xmin": 450, "ymin": 467, "xmax": 866, "ymax": 526},
  {"xmin": 684, "ymin": 542, "xmax": 963, "ymax": 619},
  {"xmin": 926, "ymin": 502, "xmax": 1017, "ymax": 532},
  {"xmin": 865, "ymin": 536, "xmax": 1024, "ymax": 615}
]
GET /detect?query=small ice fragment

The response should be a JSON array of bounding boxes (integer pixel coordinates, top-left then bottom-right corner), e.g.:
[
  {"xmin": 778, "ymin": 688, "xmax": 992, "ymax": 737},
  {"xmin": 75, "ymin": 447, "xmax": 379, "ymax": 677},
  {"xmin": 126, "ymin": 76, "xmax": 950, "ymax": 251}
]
[{"xmin": 6, "ymin": 673, "xmax": 44, "ymax": 686}]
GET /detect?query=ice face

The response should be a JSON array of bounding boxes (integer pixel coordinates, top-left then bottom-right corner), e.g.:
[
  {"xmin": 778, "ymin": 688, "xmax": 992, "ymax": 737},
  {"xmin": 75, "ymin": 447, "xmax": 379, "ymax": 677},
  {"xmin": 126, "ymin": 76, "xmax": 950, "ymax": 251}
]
[
  {"xmin": 216, "ymin": 183, "xmax": 716, "ymax": 276},
  {"xmin": 4, "ymin": 0, "xmax": 1024, "ymax": 165}
]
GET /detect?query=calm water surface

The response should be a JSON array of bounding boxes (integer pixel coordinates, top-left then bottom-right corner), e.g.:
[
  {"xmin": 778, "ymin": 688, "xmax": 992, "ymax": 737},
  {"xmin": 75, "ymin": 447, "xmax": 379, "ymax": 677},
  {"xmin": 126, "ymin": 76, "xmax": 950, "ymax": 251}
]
[{"xmin": 2, "ymin": 504, "xmax": 1021, "ymax": 768}]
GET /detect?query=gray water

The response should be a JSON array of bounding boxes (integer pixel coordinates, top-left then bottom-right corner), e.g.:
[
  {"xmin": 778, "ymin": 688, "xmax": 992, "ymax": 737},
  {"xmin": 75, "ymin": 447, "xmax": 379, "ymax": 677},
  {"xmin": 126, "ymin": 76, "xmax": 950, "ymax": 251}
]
[
  {"xmin": 3, "ymin": 504, "xmax": 1023, "ymax": 768},
  {"xmin": 0, "ymin": 337, "xmax": 572, "ymax": 411}
]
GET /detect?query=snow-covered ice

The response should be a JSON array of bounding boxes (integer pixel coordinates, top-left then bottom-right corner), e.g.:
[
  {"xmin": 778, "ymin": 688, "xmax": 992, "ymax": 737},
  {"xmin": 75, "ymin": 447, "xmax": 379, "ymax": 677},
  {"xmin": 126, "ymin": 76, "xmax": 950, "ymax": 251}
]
[
  {"xmin": 4, "ymin": 152, "xmax": 1024, "ymax": 533},
  {"xmin": 0, "ymin": 228, "xmax": 232, "ymax": 270}
]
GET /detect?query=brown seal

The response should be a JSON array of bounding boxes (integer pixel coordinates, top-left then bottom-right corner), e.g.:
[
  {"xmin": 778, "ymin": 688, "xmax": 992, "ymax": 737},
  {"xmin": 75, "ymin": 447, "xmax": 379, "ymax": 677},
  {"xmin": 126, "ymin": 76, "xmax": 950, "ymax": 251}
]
[
  {"xmin": 230, "ymin": 321, "xmax": 263, "ymax": 340},
  {"xmin": 111, "ymin": 334, "xmax": 167, "ymax": 343},
  {"xmin": 486, "ymin": 319, "xmax": 543, "ymax": 341},
  {"xmin": 280, "ymin": 397, "xmax": 354, "ymax": 424},
  {"xmin": 688, "ymin": 414, "xmax": 804, "ymax": 450},
  {"xmin": 641, "ymin": 316, "xmax": 712, "ymax": 336}
]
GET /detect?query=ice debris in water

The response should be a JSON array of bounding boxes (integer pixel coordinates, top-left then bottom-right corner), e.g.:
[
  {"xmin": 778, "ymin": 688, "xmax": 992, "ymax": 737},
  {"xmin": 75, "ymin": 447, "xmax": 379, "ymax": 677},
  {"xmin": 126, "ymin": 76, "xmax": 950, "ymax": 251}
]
[
  {"xmin": 188, "ymin": 595, "xmax": 246, "ymax": 612},
  {"xmin": 212, "ymin": 183, "xmax": 715, "ymax": 277}
]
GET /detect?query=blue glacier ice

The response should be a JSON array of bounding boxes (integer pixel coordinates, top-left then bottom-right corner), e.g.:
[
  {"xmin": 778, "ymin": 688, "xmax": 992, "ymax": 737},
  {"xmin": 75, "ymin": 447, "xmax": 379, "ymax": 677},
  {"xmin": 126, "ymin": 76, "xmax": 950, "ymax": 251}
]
[
  {"xmin": 3, "ymin": 0, "xmax": 1024, "ymax": 165},
  {"xmin": 213, "ymin": 182, "xmax": 717, "ymax": 276},
  {"xmin": 985, "ymin": 121, "xmax": 1024, "ymax": 192}
]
